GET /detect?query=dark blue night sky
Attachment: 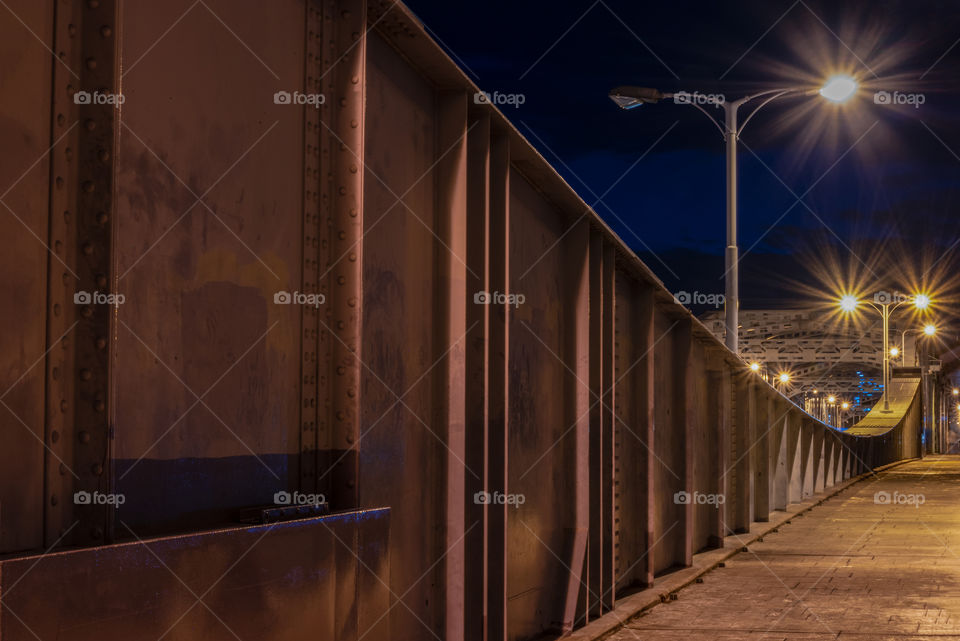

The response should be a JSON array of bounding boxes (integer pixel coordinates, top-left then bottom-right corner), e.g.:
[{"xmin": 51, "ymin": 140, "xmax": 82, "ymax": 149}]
[{"xmin": 404, "ymin": 0, "xmax": 960, "ymax": 314}]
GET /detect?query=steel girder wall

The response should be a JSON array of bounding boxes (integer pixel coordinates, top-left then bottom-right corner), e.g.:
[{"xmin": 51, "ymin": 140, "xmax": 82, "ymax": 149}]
[
  {"xmin": 354, "ymin": 4, "xmax": 922, "ymax": 640},
  {"xmin": 0, "ymin": 1, "xmax": 923, "ymax": 641}
]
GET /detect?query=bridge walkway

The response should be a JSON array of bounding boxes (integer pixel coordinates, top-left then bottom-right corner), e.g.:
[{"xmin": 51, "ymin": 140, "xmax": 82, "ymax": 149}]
[{"xmin": 605, "ymin": 456, "xmax": 960, "ymax": 640}]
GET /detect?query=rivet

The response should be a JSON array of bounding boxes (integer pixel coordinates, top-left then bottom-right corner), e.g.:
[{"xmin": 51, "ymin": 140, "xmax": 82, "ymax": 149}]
[
  {"xmin": 85, "ymin": 58, "xmax": 96, "ymax": 70},
  {"xmin": 99, "ymin": 149, "xmax": 110, "ymax": 162},
  {"xmin": 61, "ymin": 399, "xmax": 68, "ymax": 412},
  {"xmin": 340, "ymin": 98, "xmax": 347, "ymax": 107},
  {"xmin": 100, "ymin": 25, "xmax": 112, "ymax": 38},
  {"xmin": 349, "ymin": 165, "xmax": 357, "ymax": 173},
  {"xmin": 96, "ymin": 274, "xmax": 107, "ymax": 288},
  {"xmin": 82, "ymin": 181, "xmax": 95, "ymax": 193},
  {"xmin": 91, "ymin": 527, "xmax": 103, "ymax": 540},
  {"xmin": 338, "ymin": 231, "xmax": 346, "ymax": 240},
  {"xmin": 53, "ymin": 367, "xmax": 60, "ymax": 380},
  {"xmin": 347, "ymin": 480, "xmax": 355, "ymax": 488},
  {"xmin": 352, "ymin": 32, "xmax": 360, "ymax": 41},
  {"xmin": 79, "ymin": 430, "xmax": 91, "ymax": 443},
  {"xmin": 51, "ymin": 495, "xmax": 58, "ymax": 506},
  {"xmin": 348, "ymin": 296, "xmax": 357, "ymax": 307},
  {"xmin": 348, "ymin": 252, "xmax": 356, "ymax": 262},
  {"xmin": 350, "ymin": 119, "xmax": 358, "ymax": 128},
  {"xmin": 96, "ymin": 337, "xmax": 107, "ymax": 349},
  {"xmin": 336, "ymin": 411, "xmax": 345, "ymax": 421},
  {"xmin": 57, "ymin": 113, "xmax": 65, "ymax": 126},
  {"xmin": 88, "ymin": 0, "xmax": 99, "ymax": 7},
  {"xmin": 337, "ymin": 276, "xmax": 346, "ymax": 285},
  {"xmin": 84, "ymin": 119, "xmax": 96, "ymax": 131},
  {"xmin": 347, "ymin": 389, "xmax": 356, "ymax": 398},
  {"xmin": 92, "ymin": 463, "xmax": 103, "ymax": 475},
  {"xmin": 63, "ymin": 210, "xmax": 71, "ymax": 224},
  {"xmin": 346, "ymin": 434, "xmax": 354, "ymax": 443},
  {"xmin": 337, "ymin": 366, "xmax": 346, "ymax": 375},
  {"xmin": 51, "ymin": 430, "xmax": 60, "ymax": 443},
  {"xmin": 82, "ymin": 242, "xmax": 94, "ymax": 255},
  {"xmin": 55, "ymin": 176, "xmax": 64, "ymax": 189},
  {"xmin": 341, "ymin": 10, "xmax": 350, "ymax": 18},
  {"xmin": 80, "ymin": 369, "xmax": 92, "ymax": 381},
  {"xmin": 53, "ymin": 303, "xmax": 61, "ymax": 317},
  {"xmin": 81, "ymin": 305, "xmax": 93, "ymax": 318},
  {"xmin": 351, "ymin": 76, "xmax": 359, "ymax": 85},
  {"xmin": 337, "ymin": 320, "xmax": 345, "ymax": 329},
  {"xmin": 349, "ymin": 208, "xmax": 357, "ymax": 217},
  {"xmin": 338, "ymin": 186, "xmax": 346, "ymax": 195},
  {"xmin": 55, "ymin": 240, "xmax": 63, "ymax": 253},
  {"xmin": 68, "ymin": 24, "xmax": 76, "ymax": 36},
  {"xmin": 59, "ymin": 463, "xmax": 67, "ymax": 475},
  {"xmin": 97, "ymin": 212, "xmax": 108, "ymax": 224},
  {"xmin": 94, "ymin": 400, "xmax": 105, "ymax": 412}
]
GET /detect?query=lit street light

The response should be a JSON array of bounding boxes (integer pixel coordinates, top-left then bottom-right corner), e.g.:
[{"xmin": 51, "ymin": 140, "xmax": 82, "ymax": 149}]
[
  {"xmin": 610, "ymin": 76, "xmax": 858, "ymax": 355},
  {"xmin": 838, "ymin": 292, "xmax": 931, "ymax": 412},
  {"xmin": 901, "ymin": 324, "xmax": 937, "ymax": 365}
]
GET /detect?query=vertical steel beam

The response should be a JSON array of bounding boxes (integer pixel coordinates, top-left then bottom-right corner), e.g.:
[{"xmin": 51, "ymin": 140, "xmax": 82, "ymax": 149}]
[
  {"xmin": 60, "ymin": 0, "xmax": 120, "ymax": 547},
  {"xmin": 753, "ymin": 395, "xmax": 770, "ymax": 522},
  {"xmin": 300, "ymin": 0, "xmax": 323, "ymax": 497},
  {"xmin": 560, "ymin": 219, "xmax": 590, "ymax": 633},
  {"xmin": 436, "ymin": 90, "xmax": 469, "ymax": 641},
  {"xmin": 773, "ymin": 412, "xmax": 789, "ymax": 510},
  {"xmin": 44, "ymin": 0, "xmax": 80, "ymax": 548},
  {"xmin": 485, "ymin": 130, "xmax": 509, "ymax": 641},
  {"xmin": 321, "ymin": 0, "xmax": 365, "ymax": 511},
  {"xmin": 637, "ymin": 286, "xmax": 656, "ymax": 585},
  {"xmin": 705, "ymin": 352, "xmax": 730, "ymax": 548},
  {"xmin": 587, "ymin": 232, "xmax": 616, "ymax": 614},
  {"xmin": 463, "ymin": 111, "xmax": 490, "ymax": 641},
  {"xmin": 674, "ymin": 320, "xmax": 694, "ymax": 565},
  {"xmin": 731, "ymin": 374, "xmax": 754, "ymax": 532}
]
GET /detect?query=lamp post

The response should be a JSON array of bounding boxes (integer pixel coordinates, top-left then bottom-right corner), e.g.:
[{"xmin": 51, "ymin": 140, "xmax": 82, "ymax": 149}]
[
  {"xmin": 901, "ymin": 324, "xmax": 936, "ymax": 365},
  {"xmin": 839, "ymin": 293, "xmax": 930, "ymax": 412},
  {"xmin": 610, "ymin": 76, "xmax": 858, "ymax": 354}
]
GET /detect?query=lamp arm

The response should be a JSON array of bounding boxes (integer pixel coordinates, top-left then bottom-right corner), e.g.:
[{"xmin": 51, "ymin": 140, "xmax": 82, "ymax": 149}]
[{"xmin": 737, "ymin": 89, "xmax": 800, "ymax": 135}]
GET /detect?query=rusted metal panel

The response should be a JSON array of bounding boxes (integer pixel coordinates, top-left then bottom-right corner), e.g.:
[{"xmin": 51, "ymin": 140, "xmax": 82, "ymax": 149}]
[
  {"xmin": 0, "ymin": 508, "xmax": 390, "ymax": 641},
  {"xmin": 113, "ymin": 0, "xmax": 306, "ymax": 535},
  {"xmin": 0, "ymin": 0, "xmax": 54, "ymax": 554}
]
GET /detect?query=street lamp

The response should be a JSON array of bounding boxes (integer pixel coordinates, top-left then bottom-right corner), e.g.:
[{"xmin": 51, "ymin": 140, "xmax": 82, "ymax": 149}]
[
  {"xmin": 838, "ymin": 292, "xmax": 931, "ymax": 412},
  {"xmin": 610, "ymin": 75, "xmax": 858, "ymax": 354},
  {"xmin": 901, "ymin": 324, "xmax": 937, "ymax": 365}
]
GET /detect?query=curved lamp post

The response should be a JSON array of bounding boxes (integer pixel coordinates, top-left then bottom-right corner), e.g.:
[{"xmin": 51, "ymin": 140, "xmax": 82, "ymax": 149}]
[
  {"xmin": 609, "ymin": 76, "xmax": 858, "ymax": 354},
  {"xmin": 839, "ymin": 293, "xmax": 930, "ymax": 412}
]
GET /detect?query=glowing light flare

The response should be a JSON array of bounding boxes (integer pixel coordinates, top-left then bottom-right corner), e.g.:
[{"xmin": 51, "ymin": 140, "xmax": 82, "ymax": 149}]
[
  {"xmin": 889, "ymin": 347, "xmax": 900, "ymax": 357},
  {"xmin": 913, "ymin": 294, "xmax": 931, "ymax": 309},
  {"xmin": 749, "ymin": 362, "xmax": 761, "ymax": 372},
  {"xmin": 841, "ymin": 401, "xmax": 850, "ymax": 410},
  {"xmin": 778, "ymin": 372, "xmax": 791, "ymax": 384},
  {"xmin": 839, "ymin": 294, "xmax": 858, "ymax": 312},
  {"xmin": 924, "ymin": 324, "xmax": 937, "ymax": 336},
  {"xmin": 827, "ymin": 395, "xmax": 837, "ymax": 403},
  {"xmin": 819, "ymin": 75, "xmax": 858, "ymax": 103}
]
